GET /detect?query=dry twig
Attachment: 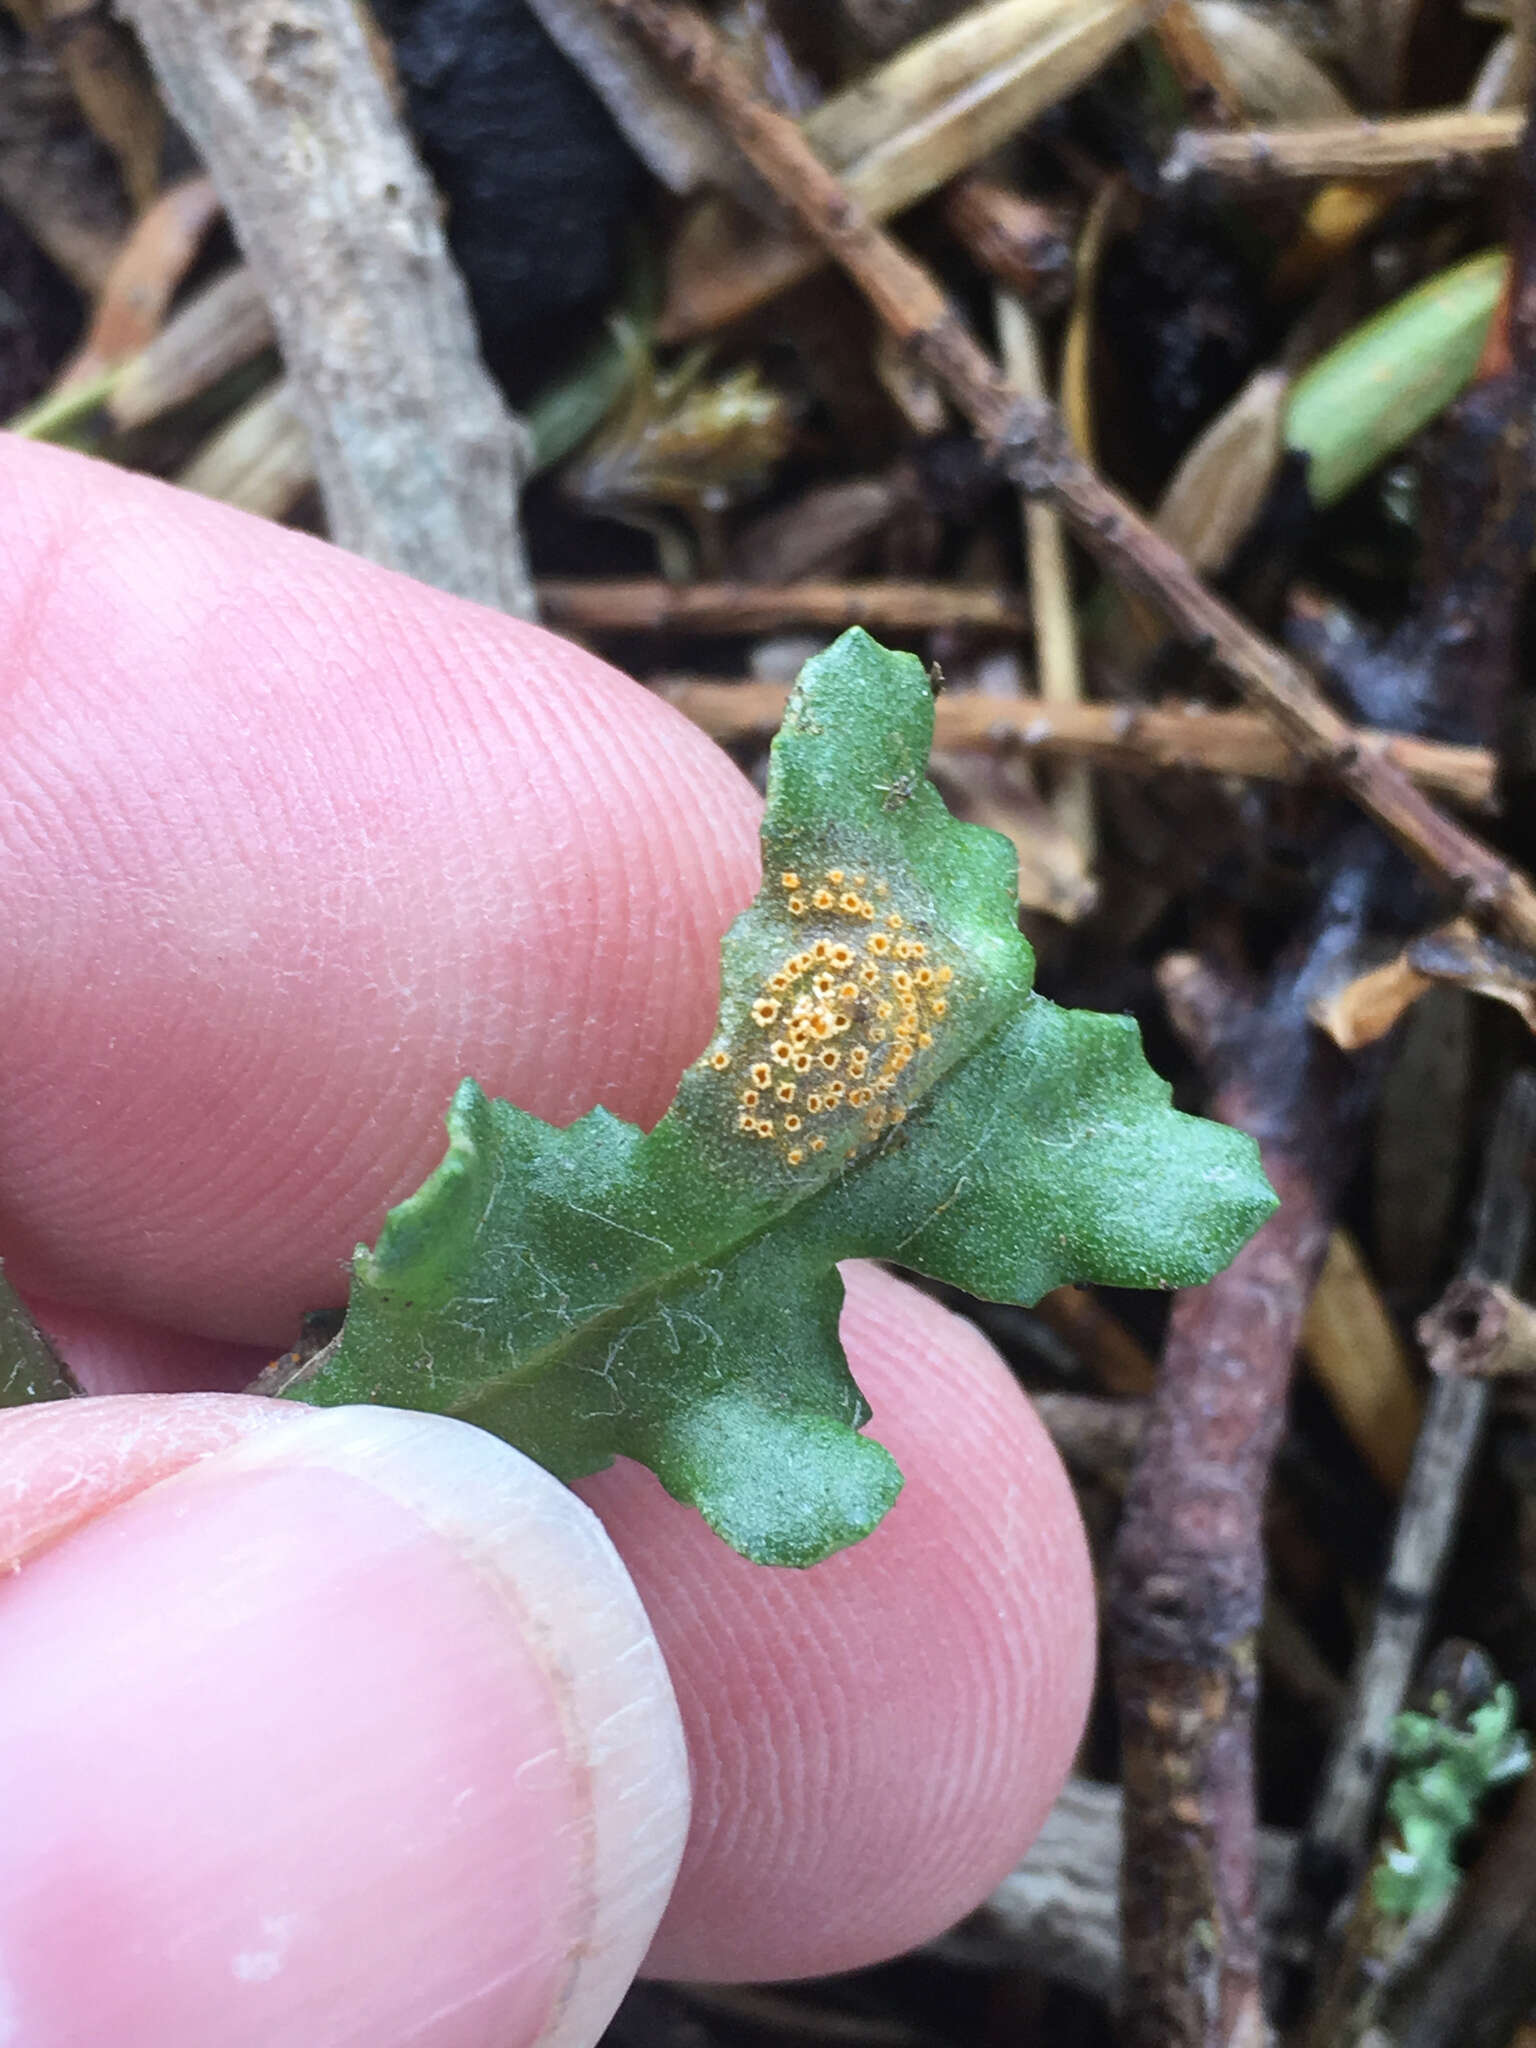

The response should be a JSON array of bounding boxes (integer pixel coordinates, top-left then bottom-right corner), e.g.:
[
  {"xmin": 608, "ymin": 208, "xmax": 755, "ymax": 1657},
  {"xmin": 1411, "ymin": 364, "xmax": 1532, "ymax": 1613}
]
[
  {"xmin": 658, "ymin": 0, "xmax": 1154, "ymax": 338},
  {"xmin": 120, "ymin": 0, "xmax": 534, "ymax": 613},
  {"xmin": 656, "ymin": 679, "xmax": 1495, "ymax": 805},
  {"xmin": 108, "ymin": 265, "xmax": 275, "ymax": 430},
  {"xmin": 928, "ymin": 1779, "xmax": 1298, "ymax": 2005},
  {"xmin": 594, "ymin": 0, "xmax": 1536, "ymax": 955},
  {"xmin": 1282, "ymin": 1077, "xmax": 1536, "ymax": 2033},
  {"xmin": 1165, "ymin": 108, "xmax": 1524, "ymax": 184},
  {"xmin": 539, "ymin": 577, "xmax": 1030, "ymax": 636},
  {"xmin": 1152, "ymin": 0, "xmax": 1244, "ymax": 123},
  {"xmin": 995, "ymin": 288, "xmax": 1097, "ymax": 891},
  {"xmin": 1420, "ymin": 1276, "xmax": 1536, "ymax": 1379},
  {"xmin": 1110, "ymin": 885, "xmax": 1386, "ymax": 2048}
]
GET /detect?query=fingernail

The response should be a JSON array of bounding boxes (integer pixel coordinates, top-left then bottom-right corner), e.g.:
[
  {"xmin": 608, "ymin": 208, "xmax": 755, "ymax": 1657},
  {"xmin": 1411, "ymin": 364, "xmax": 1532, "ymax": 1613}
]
[{"xmin": 0, "ymin": 1406, "xmax": 689, "ymax": 2048}]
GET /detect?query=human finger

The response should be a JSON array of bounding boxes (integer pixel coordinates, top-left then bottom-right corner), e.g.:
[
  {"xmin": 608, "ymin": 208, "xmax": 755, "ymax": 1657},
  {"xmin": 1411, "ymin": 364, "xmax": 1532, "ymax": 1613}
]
[
  {"xmin": 0, "ymin": 436, "xmax": 757, "ymax": 1343},
  {"xmin": 0, "ymin": 1395, "xmax": 689, "ymax": 2048}
]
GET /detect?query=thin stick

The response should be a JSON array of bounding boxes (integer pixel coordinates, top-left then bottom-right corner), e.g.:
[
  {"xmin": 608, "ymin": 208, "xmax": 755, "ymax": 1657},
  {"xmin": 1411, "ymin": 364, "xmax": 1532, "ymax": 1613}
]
[
  {"xmin": 1420, "ymin": 1275, "xmax": 1536, "ymax": 1378},
  {"xmin": 175, "ymin": 381, "xmax": 311, "ymax": 520},
  {"xmin": 539, "ymin": 578, "xmax": 1030, "ymax": 636},
  {"xmin": 1032, "ymin": 1390, "xmax": 1146, "ymax": 1481},
  {"xmin": 1035, "ymin": 1284, "xmax": 1158, "ymax": 1394},
  {"xmin": 994, "ymin": 289, "xmax": 1097, "ymax": 876},
  {"xmin": 595, "ymin": 0, "xmax": 1536, "ymax": 955},
  {"xmin": 927, "ymin": 1778, "xmax": 1300, "ymax": 2002},
  {"xmin": 122, "ymin": 0, "xmax": 535, "ymax": 616},
  {"xmin": 1282, "ymin": 1075, "xmax": 1536, "ymax": 1981},
  {"xmin": 1152, "ymin": 0, "xmax": 1244, "ymax": 124},
  {"xmin": 1166, "ymin": 108, "xmax": 1523, "ymax": 185},
  {"xmin": 943, "ymin": 177, "xmax": 1074, "ymax": 305},
  {"xmin": 110, "ymin": 265, "xmax": 275, "ymax": 431},
  {"xmin": 657, "ymin": 679, "xmax": 1496, "ymax": 806}
]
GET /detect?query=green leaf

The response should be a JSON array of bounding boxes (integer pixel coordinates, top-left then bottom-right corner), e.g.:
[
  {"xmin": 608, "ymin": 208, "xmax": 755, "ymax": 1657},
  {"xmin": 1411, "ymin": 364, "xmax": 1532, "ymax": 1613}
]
[
  {"xmin": 0, "ymin": 1260, "xmax": 79, "ymax": 1407},
  {"xmin": 1285, "ymin": 249, "xmax": 1505, "ymax": 508},
  {"xmin": 283, "ymin": 629, "xmax": 1276, "ymax": 1565}
]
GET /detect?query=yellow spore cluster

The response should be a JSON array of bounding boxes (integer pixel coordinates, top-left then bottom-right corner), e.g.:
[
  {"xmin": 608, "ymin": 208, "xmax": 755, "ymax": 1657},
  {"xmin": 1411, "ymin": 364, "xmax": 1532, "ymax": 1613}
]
[{"xmin": 703, "ymin": 867, "xmax": 957, "ymax": 1168}]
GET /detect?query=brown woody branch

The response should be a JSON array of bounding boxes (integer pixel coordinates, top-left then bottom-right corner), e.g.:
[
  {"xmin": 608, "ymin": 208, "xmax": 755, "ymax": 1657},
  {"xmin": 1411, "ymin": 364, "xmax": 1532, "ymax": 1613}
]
[
  {"xmin": 122, "ymin": 0, "xmax": 535, "ymax": 615},
  {"xmin": 1281, "ymin": 1076, "xmax": 1536, "ymax": 2010},
  {"xmin": 1109, "ymin": 906, "xmax": 1381, "ymax": 2048},
  {"xmin": 595, "ymin": 0, "xmax": 1536, "ymax": 955}
]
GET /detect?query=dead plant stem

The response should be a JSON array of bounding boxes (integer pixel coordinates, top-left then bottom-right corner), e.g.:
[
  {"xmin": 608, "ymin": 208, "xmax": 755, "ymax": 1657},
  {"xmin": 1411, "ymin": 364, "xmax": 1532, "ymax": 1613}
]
[{"xmin": 595, "ymin": 0, "xmax": 1536, "ymax": 955}]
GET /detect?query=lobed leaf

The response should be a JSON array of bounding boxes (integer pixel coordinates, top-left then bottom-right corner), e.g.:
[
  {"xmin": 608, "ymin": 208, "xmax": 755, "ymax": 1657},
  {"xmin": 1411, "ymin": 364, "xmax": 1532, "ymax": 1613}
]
[{"xmin": 284, "ymin": 630, "xmax": 1276, "ymax": 1565}]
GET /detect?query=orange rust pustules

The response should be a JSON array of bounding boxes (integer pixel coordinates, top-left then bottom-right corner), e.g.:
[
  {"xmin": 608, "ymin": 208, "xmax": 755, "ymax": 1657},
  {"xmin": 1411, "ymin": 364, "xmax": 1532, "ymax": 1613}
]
[{"xmin": 698, "ymin": 867, "xmax": 961, "ymax": 1167}]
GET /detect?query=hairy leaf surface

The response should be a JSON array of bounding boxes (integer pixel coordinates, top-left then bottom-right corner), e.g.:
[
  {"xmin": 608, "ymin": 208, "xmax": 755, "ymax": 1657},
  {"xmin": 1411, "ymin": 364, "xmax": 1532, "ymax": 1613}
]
[{"xmin": 283, "ymin": 630, "xmax": 1276, "ymax": 1564}]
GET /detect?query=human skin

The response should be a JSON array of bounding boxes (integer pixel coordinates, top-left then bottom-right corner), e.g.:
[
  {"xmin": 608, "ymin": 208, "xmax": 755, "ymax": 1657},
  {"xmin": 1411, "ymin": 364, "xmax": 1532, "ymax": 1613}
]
[{"xmin": 0, "ymin": 435, "xmax": 1095, "ymax": 2047}]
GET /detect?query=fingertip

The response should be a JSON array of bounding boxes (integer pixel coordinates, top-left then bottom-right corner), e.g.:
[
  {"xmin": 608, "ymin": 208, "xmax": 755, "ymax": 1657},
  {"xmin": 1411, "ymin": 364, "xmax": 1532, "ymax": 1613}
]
[
  {"xmin": 0, "ymin": 1400, "xmax": 689, "ymax": 2047},
  {"xmin": 0, "ymin": 438, "xmax": 760, "ymax": 1339},
  {"xmin": 22, "ymin": 1294, "xmax": 270, "ymax": 1395}
]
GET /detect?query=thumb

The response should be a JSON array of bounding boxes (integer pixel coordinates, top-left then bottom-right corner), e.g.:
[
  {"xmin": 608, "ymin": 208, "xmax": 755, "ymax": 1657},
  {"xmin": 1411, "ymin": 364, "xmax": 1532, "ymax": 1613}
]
[{"xmin": 0, "ymin": 1396, "xmax": 689, "ymax": 2048}]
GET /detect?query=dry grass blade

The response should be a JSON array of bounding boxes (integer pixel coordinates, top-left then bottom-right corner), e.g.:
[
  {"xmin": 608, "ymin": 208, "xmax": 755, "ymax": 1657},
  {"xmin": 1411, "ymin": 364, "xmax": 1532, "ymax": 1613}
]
[
  {"xmin": 7, "ymin": 0, "xmax": 166, "ymax": 210},
  {"xmin": 108, "ymin": 265, "xmax": 275, "ymax": 430},
  {"xmin": 995, "ymin": 288, "xmax": 1095, "ymax": 896},
  {"xmin": 1192, "ymin": 0, "xmax": 1353, "ymax": 121},
  {"xmin": 660, "ymin": 0, "xmax": 1153, "ymax": 337},
  {"xmin": 1310, "ymin": 946, "xmax": 1435, "ymax": 1050},
  {"xmin": 1313, "ymin": 919, "xmax": 1536, "ymax": 1048},
  {"xmin": 1151, "ymin": 0, "xmax": 1244, "ymax": 122},
  {"xmin": 1153, "ymin": 366, "xmax": 1290, "ymax": 577},
  {"xmin": 175, "ymin": 379, "xmax": 311, "ymax": 519},
  {"xmin": 1300, "ymin": 1228, "xmax": 1423, "ymax": 1493},
  {"xmin": 56, "ymin": 174, "xmax": 221, "ymax": 389}
]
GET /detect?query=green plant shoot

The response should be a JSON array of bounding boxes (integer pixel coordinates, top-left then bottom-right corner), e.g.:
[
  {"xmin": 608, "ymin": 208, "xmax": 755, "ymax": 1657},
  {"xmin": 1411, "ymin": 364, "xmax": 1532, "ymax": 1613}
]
[
  {"xmin": 1285, "ymin": 249, "xmax": 1504, "ymax": 508},
  {"xmin": 1373, "ymin": 1682, "xmax": 1531, "ymax": 1920},
  {"xmin": 280, "ymin": 630, "xmax": 1276, "ymax": 1566}
]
